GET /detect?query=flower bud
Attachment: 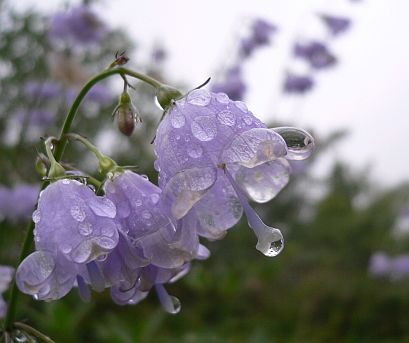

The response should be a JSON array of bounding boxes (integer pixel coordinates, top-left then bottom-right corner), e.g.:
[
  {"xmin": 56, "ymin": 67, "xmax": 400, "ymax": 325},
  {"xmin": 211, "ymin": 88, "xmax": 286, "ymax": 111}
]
[
  {"xmin": 35, "ymin": 154, "xmax": 49, "ymax": 177},
  {"xmin": 113, "ymin": 92, "xmax": 140, "ymax": 136},
  {"xmin": 155, "ymin": 85, "xmax": 183, "ymax": 110}
]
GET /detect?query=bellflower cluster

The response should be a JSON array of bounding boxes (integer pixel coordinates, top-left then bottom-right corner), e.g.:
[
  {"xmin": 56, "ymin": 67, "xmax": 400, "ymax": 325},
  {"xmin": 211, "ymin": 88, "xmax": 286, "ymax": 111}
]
[
  {"xmin": 155, "ymin": 89, "xmax": 314, "ymax": 251},
  {"xmin": 283, "ymin": 72, "xmax": 315, "ymax": 94},
  {"xmin": 240, "ymin": 18, "xmax": 277, "ymax": 58},
  {"xmin": 16, "ymin": 174, "xmax": 206, "ymax": 312},
  {"xmin": 320, "ymin": 14, "xmax": 351, "ymax": 36},
  {"xmin": 282, "ymin": 7, "xmax": 355, "ymax": 96},
  {"xmin": 15, "ymin": 88, "xmax": 313, "ymax": 313},
  {"xmin": 369, "ymin": 252, "xmax": 409, "ymax": 280},
  {"xmin": 0, "ymin": 184, "xmax": 39, "ymax": 221},
  {"xmin": 24, "ymin": 81, "xmax": 61, "ymax": 102},
  {"xmin": 0, "ymin": 266, "xmax": 14, "ymax": 318},
  {"xmin": 211, "ymin": 66, "xmax": 246, "ymax": 101},
  {"xmin": 293, "ymin": 41, "xmax": 337, "ymax": 69},
  {"xmin": 211, "ymin": 18, "xmax": 277, "ymax": 100},
  {"xmin": 48, "ymin": 5, "xmax": 107, "ymax": 45}
]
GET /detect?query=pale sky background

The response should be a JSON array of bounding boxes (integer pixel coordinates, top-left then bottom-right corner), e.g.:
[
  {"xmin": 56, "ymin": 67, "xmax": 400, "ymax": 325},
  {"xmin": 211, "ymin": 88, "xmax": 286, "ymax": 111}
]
[{"xmin": 14, "ymin": 0, "xmax": 409, "ymax": 187}]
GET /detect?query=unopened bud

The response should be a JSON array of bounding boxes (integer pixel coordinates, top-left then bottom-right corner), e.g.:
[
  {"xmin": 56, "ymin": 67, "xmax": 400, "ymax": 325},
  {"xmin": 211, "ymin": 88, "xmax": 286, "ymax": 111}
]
[
  {"xmin": 113, "ymin": 92, "xmax": 141, "ymax": 136},
  {"xmin": 35, "ymin": 155, "xmax": 48, "ymax": 177},
  {"xmin": 155, "ymin": 85, "xmax": 183, "ymax": 110}
]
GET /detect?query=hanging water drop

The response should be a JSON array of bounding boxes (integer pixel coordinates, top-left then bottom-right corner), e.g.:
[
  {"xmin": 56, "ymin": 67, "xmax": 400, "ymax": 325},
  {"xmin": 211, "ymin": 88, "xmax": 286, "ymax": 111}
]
[{"xmin": 273, "ymin": 127, "xmax": 315, "ymax": 160}]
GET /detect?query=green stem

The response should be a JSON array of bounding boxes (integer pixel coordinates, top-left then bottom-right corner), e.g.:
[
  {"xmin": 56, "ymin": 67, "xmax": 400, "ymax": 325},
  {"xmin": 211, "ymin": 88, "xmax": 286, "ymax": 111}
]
[
  {"xmin": 3, "ymin": 66, "xmax": 165, "ymax": 331},
  {"xmin": 54, "ymin": 67, "xmax": 163, "ymax": 162}
]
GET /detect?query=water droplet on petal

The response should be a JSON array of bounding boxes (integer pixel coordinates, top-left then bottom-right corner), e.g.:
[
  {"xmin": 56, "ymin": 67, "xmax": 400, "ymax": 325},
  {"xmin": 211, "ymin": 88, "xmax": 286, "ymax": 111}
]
[
  {"xmin": 216, "ymin": 92, "xmax": 229, "ymax": 104},
  {"xmin": 70, "ymin": 205, "xmax": 86, "ymax": 222},
  {"xmin": 273, "ymin": 127, "xmax": 315, "ymax": 160},
  {"xmin": 235, "ymin": 101, "xmax": 248, "ymax": 112},
  {"xmin": 170, "ymin": 111, "xmax": 186, "ymax": 128},
  {"xmin": 96, "ymin": 236, "xmax": 116, "ymax": 250},
  {"xmin": 141, "ymin": 175, "xmax": 149, "ymax": 180},
  {"xmin": 32, "ymin": 209, "xmax": 41, "ymax": 223},
  {"xmin": 142, "ymin": 210, "xmax": 152, "ymax": 220},
  {"xmin": 150, "ymin": 193, "xmax": 160, "ymax": 204},
  {"xmin": 234, "ymin": 159, "xmax": 290, "ymax": 203},
  {"xmin": 187, "ymin": 89, "xmax": 211, "ymax": 106},
  {"xmin": 243, "ymin": 115, "xmax": 253, "ymax": 125},
  {"xmin": 78, "ymin": 222, "xmax": 93, "ymax": 236},
  {"xmin": 62, "ymin": 179, "xmax": 70, "ymax": 185},
  {"xmin": 61, "ymin": 244, "xmax": 72, "ymax": 254},
  {"xmin": 217, "ymin": 110, "xmax": 236, "ymax": 126},
  {"xmin": 187, "ymin": 143, "xmax": 203, "ymax": 158},
  {"xmin": 89, "ymin": 198, "xmax": 116, "ymax": 218},
  {"xmin": 222, "ymin": 128, "xmax": 288, "ymax": 168},
  {"xmin": 134, "ymin": 199, "xmax": 142, "ymax": 207},
  {"xmin": 191, "ymin": 116, "xmax": 217, "ymax": 141}
]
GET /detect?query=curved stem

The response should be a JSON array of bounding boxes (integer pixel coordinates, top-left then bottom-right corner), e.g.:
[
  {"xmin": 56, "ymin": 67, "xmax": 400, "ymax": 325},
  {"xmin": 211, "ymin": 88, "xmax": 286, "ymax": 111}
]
[
  {"xmin": 4, "ymin": 66, "xmax": 165, "ymax": 331},
  {"xmin": 14, "ymin": 322, "xmax": 55, "ymax": 343},
  {"xmin": 53, "ymin": 67, "xmax": 163, "ymax": 162}
]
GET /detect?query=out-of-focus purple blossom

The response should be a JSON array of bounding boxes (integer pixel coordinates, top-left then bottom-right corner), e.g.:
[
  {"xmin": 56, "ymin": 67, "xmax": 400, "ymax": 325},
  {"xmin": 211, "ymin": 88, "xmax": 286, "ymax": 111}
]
[
  {"xmin": 252, "ymin": 18, "xmax": 277, "ymax": 45},
  {"xmin": 369, "ymin": 252, "xmax": 391, "ymax": 277},
  {"xmin": 294, "ymin": 41, "xmax": 337, "ymax": 69},
  {"xmin": 155, "ymin": 89, "xmax": 313, "ymax": 255},
  {"xmin": 24, "ymin": 81, "xmax": 61, "ymax": 102},
  {"xmin": 16, "ymin": 109, "xmax": 55, "ymax": 127},
  {"xmin": 0, "ymin": 266, "xmax": 14, "ymax": 318},
  {"xmin": 390, "ymin": 254, "xmax": 409, "ymax": 279},
  {"xmin": 320, "ymin": 14, "xmax": 351, "ymax": 36},
  {"xmin": 0, "ymin": 186, "xmax": 12, "ymax": 219},
  {"xmin": 0, "ymin": 184, "xmax": 39, "ymax": 221},
  {"xmin": 369, "ymin": 252, "xmax": 409, "ymax": 280},
  {"xmin": 66, "ymin": 84, "xmax": 113, "ymax": 106},
  {"xmin": 16, "ymin": 179, "xmax": 120, "ymax": 300},
  {"xmin": 211, "ymin": 66, "xmax": 246, "ymax": 101},
  {"xmin": 151, "ymin": 46, "xmax": 167, "ymax": 63},
  {"xmin": 283, "ymin": 72, "xmax": 314, "ymax": 94},
  {"xmin": 48, "ymin": 5, "xmax": 107, "ymax": 45},
  {"xmin": 85, "ymin": 84, "xmax": 114, "ymax": 105},
  {"xmin": 240, "ymin": 18, "xmax": 277, "ymax": 57}
]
